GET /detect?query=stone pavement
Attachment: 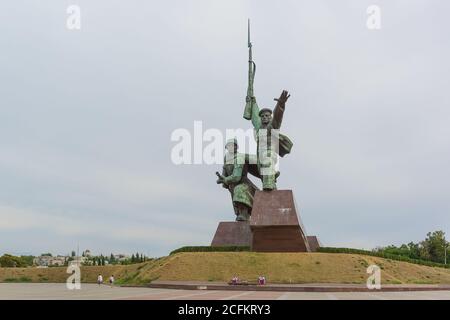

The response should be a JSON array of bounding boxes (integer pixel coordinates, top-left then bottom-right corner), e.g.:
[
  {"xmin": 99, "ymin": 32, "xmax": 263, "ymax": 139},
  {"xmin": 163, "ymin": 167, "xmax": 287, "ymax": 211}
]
[
  {"xmin": 0, "ymin": 283, "xmax": 449, "ymax": 300},
  {"xmin": 145, "ymin": 280, "xmax": 450, "ymax": 292}
]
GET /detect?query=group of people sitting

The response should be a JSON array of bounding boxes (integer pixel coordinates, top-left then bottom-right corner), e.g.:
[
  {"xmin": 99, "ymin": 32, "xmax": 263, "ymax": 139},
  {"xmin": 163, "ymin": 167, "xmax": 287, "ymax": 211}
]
[{"xmin": 229, "ymin": 275, "xmax": 266, "ymax": 285}]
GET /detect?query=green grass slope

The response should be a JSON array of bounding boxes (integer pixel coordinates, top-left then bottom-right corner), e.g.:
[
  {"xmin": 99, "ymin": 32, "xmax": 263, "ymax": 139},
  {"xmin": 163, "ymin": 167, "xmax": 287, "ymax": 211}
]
[{"xmin": 2, "ymin": 252, "xmax": 450, "ymax": 285}]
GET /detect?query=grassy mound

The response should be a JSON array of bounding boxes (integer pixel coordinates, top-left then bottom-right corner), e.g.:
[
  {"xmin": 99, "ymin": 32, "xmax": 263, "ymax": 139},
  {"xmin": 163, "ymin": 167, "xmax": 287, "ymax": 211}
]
[
  {"xmin": 0, "ymin": 264, "xmax": 142, "ymax": 284},
  {"xmin": 2, "ymin": 252, "xmax": 450, "ymax": 285},
  {"xmin": 131, "ymin": 252, "xmax": 450, "ymax": 285}
]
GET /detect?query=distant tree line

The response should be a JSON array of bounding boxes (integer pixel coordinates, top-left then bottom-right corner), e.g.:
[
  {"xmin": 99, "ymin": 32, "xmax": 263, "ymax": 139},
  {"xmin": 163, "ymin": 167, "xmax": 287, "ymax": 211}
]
[
  {"xmin": 119, "ymin": 252, "xmax": 149, "ymax": 265},
  {"xmin": 78, "ymin": 252, "xmax": 150, "ymax": 266},
  {"xmin": 0, "ymin": 255, "xmax": 34, "ymax": 267},
  {"xmin": 131, "ymin": 252, "xmax": 147, "ymax": 263},
  {"xmin": 374, "ymin": 230, "xmax": 449, "ymax": 264},
  {"xmin": 0, "ymin": 251, "xmax": 151, "ymax": 268}
]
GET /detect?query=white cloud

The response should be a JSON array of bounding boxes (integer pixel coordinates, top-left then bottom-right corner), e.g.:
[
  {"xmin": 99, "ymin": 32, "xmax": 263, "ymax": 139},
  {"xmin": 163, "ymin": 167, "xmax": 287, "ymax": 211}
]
[
  {"xmin": 0, "ymin": 0, "xmax": 449, "ymax": 255},
  {"xmin": 0, "ymin": 204, "xmax": 205, "ymax": 247}
]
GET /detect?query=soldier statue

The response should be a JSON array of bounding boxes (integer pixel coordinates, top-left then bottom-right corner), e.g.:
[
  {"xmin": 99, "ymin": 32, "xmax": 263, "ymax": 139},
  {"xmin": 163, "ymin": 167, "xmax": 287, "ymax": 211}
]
[
  {"xmin": 216, "ymin": 139, "xmax": 260, "ymax": 221},
  {"xmin": 242, "ymin": 20, "xmax": 293, "ymax": 190}
]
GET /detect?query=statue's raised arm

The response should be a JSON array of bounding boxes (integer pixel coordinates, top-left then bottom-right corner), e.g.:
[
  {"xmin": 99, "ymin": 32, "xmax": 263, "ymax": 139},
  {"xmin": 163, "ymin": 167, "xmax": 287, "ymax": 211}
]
[
  {"xmin": 239, "ymin": 21, "xmax": 293, "ymax": 191},
  {"xmin": 271, "ymin": 90, "xmax": 290, "ymax": 129}
]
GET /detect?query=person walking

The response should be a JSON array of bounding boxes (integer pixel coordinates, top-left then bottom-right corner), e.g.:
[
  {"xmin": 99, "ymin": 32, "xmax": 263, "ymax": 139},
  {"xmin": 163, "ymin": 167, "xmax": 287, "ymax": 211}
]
[
  {"xmin": 109, "ymin": 275, "xmax": 115, "ymax": 287},
  {"xmin": 97, "ymin": 274, "xmax": 103, "ymax": 286}
]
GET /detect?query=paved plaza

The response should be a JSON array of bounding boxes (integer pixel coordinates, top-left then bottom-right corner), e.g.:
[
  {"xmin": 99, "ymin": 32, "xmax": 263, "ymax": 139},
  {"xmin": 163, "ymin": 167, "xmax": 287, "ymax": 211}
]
[{"xmin": 0, "ymin": 283, "xmax": 449, "ymax": 300}]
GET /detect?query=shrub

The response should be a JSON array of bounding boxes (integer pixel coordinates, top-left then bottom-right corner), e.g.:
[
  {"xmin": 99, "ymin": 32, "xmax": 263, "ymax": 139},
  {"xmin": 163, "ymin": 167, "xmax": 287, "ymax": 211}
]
[
  {"xmin": 3, "ymin": 276, "xmax": 32, "ymax": 282},
  {"xmin": 317, "ymin": 247, "xmax": 450, "ymax": 269},
  {"xmin": 170, "ymin": 246, "xmax": 250, "ymax": 255}
]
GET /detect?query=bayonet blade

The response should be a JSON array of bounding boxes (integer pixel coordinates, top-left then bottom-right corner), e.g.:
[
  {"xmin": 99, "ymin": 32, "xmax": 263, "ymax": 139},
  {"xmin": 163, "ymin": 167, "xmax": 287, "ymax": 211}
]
[{"xmin": 248, "ymin": 19, "xmax": 251, "ymax": 48}]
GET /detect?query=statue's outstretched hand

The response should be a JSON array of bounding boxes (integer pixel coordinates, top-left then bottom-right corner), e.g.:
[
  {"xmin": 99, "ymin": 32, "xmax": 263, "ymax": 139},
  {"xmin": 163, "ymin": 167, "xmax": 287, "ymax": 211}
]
[
  {"xmin": 274, "ymin": 90, "xmax": 290, "ymax": 106},
  {"xmin": 216, "ymin": 171, "xmax": 225, "ymax": 184},
  {"xmin": 246, "ymin": 95, "xmax": 256, "ymax": 103}
]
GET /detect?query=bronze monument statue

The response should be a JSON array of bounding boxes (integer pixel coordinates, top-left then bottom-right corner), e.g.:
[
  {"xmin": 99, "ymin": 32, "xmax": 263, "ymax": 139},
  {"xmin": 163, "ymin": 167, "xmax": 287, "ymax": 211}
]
[
  {"xmin": 216, "ymin": 139, "xmax": 259, "ymax": 221},
  {"xmin": 215, "ymin": 19, "xmax": 293, "ymax": 219},
  {"xmin": 242, "ymin": 19, "xmax": 293, "ymax": 191},
  {"xmin": 211, "ymin": 20, "xmax": 319, "ymax": 252}
]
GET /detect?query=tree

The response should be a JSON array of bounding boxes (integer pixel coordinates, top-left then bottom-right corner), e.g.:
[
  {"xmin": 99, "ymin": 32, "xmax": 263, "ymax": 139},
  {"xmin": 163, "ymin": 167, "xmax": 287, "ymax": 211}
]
[
  {"xmin": 0, "ymin": 254, "xmax": 26, "ymax": 267},
  {"xmin": 421, "ymin": 231, "xmax": 446, "ymax": 263},
  {"xmin": 375, "ymin": 230, "xmax": 447, "ymax": 263},
  {"xmin": 406, "ymin": 242, "xmax": 421, "ymax": 260},
  {"xmin": 71, "ymin": 251, "xmax": 76, "ymax": 257},
  {"xmin": 19, "ymin": 255, "xmax": 35, "ymax": 267},
  {"xmin": 378, "ymin": 245, "xmax": 411, "ymax": 257}
]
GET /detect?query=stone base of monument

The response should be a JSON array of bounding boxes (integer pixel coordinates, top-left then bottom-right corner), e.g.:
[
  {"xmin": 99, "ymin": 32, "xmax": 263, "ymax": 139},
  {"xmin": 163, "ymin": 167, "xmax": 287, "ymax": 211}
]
[
  {"xmin": 211, "ymin": 221, "xmax": 252, "ymax": 247},
  {"xmin": 307, "ymin": 235, "xmax": 322, "ymax": 252},
  {"xmin": 210, "ymin": 190, "xmax": 320, "ymax": 252},
  {"xmin": 250, "ymin": 190, "xmax": 311, "ymax": 252}
]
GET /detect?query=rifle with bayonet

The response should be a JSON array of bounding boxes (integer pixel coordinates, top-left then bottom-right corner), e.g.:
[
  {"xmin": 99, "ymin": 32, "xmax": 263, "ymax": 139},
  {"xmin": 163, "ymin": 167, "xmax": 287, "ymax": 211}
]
[{"xmin": 243, "ymin": 19, "xmax": 258, "ymax": 120}]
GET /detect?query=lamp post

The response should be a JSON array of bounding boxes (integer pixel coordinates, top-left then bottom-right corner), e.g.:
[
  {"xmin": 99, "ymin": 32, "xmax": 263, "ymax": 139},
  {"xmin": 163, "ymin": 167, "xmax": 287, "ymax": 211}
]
[
  {"xmin": 443, "ymin": 236, "xmax": 448, "ymax": 265},
  {"xmin": 445, "ymin": 239, "xmax": 448, "ymax": 265}
]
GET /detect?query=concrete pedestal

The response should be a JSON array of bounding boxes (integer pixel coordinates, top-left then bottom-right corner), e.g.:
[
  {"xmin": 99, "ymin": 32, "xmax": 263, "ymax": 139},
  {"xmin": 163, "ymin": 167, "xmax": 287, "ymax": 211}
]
[
  {"xmin": 211, "ymin": 221, "xmax": 252, "ymax": 247},
  {"xmin": 250, "ymin": 190, "xmax": 310, "ymax": 252}
]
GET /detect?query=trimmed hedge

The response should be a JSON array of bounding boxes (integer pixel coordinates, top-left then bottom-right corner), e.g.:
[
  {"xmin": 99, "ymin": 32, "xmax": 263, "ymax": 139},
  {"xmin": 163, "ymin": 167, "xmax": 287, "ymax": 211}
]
[
  {"xmin": 170, "ymin": 246, "xmax": 250, "ymax": 255},
  {"xmin": 169, "ymin": 246, "xmax": 449, "ymax": 270},
  {"xmin": 317, "ymin": 247, "xmax": 450, "ymax": 269}
]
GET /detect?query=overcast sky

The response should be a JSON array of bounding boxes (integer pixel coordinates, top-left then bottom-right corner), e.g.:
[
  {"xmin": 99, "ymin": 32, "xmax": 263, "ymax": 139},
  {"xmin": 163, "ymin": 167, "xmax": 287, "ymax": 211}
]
[{"xmin": 1, "ymin": 0, "xmax": 449, "ymax": 257}]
